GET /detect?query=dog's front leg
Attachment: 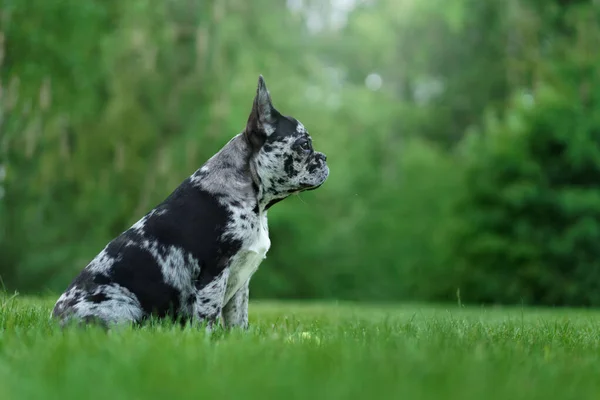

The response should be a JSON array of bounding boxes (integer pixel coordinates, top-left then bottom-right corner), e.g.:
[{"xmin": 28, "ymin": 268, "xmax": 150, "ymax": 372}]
[
  {"xmin": 222, "ymin": 279, "xmax": 249, "ymax": 330},
  {"xmin": 192, "ymin": 269, "xmax": 230, "ymax": 331}
]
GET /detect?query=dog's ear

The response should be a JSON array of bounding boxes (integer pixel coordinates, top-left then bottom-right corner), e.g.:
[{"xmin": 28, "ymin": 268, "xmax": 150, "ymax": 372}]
[{"xmin": 245, "ymin": 75, "xmax": 278, "ymax": 149}]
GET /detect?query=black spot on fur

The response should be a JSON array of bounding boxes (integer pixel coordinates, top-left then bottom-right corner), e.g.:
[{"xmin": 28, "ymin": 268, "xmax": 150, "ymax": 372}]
[
  {"xmin": 56, "ymin": 292, "xmax": 83, "ymax": 314},
  {"xmin": 196, "ymin": 312, "xmax": 209, "ymax": 320},
  {"xmin": 284, "ymin": 155, "xmax": 295, "ymax": 177},
  {"xmin": 221, "ymin": 160, "xmax": 234, "ymax": 170},
  {"xmin": 193, "ymin": 169, "xmax": 208, "ymax": 179},
  {"xmin": 195, "ymin": 255, "xmax": 232, "ymax": 289},
  {"xmin": 66, "ymin": 295, "xmax": 82, "ymax": 307},
  {"xmin": 308, "ymin": 161, "xmax": 320, "ymax": 174},
  {"xmin": 265, "ymin": 198, "xmax": 286, "ymax": 210},
  {"xmin": 87, "ymin": 292, "xmax": 108, "ymax": 303},
  {"xmin": 187, "ymin": 294, "xmax": 195, "ymax": 305},
  {"xmin": 93, "ymin": 274, "xmax": 112, "ymax": 286},
  {"xmin": 69, "ymin": 269, "xmax": 106, "ymax": 293}
]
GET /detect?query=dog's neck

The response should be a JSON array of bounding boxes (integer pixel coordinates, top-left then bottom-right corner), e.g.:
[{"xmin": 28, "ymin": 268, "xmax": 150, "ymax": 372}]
[
  {"xmin": 246, "ymin": 142, "xmax": 290, "ymax": 213},
  {"xmin": 259, "ymin": 190, "xmax": 289, "ymax": 211},
  {"xmin": 192, "ymin": 134, "xmax": 287, "ymax": 214}
]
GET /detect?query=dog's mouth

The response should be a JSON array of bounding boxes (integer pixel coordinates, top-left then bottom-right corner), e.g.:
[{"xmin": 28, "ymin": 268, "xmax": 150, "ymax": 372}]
[
  {"xmin": 302, "ymin": 183, "xmax": 324, "ymax": 192},
  {"xmin": 289, "ymin": 183, "xmax": 319, "ymax": 194},
  {"xmin": 298, "ymin": 165, "xmax": 329, "ymax": 192}
]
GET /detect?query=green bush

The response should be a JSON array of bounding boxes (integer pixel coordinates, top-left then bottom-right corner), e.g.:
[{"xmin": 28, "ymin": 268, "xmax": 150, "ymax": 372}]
[{"xmin": 445, "ymin": 83, "xmax": 600, "ymax": 306}]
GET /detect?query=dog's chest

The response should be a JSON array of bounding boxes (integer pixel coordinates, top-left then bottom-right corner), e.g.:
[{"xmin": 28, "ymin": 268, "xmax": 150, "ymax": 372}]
[{"xmin": 223, "ymin": 213, "xmax": 270, "ymax": 304}]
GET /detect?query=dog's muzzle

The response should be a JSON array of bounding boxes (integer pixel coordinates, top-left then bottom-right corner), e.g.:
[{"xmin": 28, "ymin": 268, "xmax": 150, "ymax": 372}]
[
  {"xmin": 315, "ymin": 152, "xmax": 327, "ymax": 164},
  {"xmin": 302, "ymin": 152, "xmax": 329, "ymax": 190}
]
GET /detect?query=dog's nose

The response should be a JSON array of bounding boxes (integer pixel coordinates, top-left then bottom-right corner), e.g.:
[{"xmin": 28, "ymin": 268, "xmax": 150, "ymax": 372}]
[{"xmin": 317, "ymin": 153, "xmax": 327, "ymax": 162}]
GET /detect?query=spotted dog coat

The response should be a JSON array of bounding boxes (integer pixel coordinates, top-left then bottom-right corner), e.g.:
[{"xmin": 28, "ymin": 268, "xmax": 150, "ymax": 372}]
[{"xmin": 52, "ymin": 76, "xmax": 329, "ymax": 329}]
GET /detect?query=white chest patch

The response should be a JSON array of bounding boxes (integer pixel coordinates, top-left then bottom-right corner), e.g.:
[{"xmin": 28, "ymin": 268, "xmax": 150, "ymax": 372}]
[{"xmin": 223, "ymin": 217, "xmax": 271, "ymax": 304}]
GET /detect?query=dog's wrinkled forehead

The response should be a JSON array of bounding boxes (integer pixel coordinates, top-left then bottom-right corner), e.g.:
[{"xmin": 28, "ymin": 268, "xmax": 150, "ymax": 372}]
[{"xmin": 271, "ymin": 116, "xmax": 309, "ymax": 140}]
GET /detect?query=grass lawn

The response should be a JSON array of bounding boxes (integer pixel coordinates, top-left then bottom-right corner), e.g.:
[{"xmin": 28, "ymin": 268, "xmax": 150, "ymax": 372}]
[{"xmin": 1, "ymin": 296, "xmax": 600, "ymax": 399}]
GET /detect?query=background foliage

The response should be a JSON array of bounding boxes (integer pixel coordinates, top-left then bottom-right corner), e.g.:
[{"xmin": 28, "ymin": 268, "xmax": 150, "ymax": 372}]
[{"xmin": 1, "ymin": 0, "xmax": 599, "ymax": 306}]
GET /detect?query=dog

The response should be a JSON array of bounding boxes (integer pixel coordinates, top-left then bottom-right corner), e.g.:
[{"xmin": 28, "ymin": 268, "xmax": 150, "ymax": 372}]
[{"xmin": 51, "ymin": 75, "xmax": 329, "ymax": 330}]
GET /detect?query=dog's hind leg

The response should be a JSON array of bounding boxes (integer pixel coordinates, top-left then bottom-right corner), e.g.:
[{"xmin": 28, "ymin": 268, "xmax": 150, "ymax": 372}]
[{"xmin": 52, "ymin": 284, "xmax": 145, "ymax": 329}]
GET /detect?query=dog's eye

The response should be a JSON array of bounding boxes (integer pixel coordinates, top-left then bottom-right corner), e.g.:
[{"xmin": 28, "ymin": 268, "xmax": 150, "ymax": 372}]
[
  {"xmin": 300, "ymin": 142, "xmax": 311, "ymax": 151},
  {"xmin": 297, "ymin": 140, "xmax": 312, "ymax": 152}
]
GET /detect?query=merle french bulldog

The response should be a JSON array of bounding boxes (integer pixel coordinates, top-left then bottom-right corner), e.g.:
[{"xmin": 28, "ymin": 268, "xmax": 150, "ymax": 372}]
[{"xmin": 51, "ymin": 75, "xmax": 329, "ymax": 330}]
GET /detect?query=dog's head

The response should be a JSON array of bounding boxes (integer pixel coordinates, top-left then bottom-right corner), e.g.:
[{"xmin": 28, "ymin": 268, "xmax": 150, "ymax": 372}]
[{"xmin": 244, "ymin": 76, "xmax": 329, "ymax": 209}]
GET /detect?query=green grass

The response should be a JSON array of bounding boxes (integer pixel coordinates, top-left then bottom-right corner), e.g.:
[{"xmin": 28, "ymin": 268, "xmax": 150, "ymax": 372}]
[{"xmin": 2, "ymin": 296, "xmax": 600, "ymax": 399}]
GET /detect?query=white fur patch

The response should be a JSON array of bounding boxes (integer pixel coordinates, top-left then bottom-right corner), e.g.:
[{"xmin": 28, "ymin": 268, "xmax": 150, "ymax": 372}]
[
  {"xmin": 86, "ymin": 249, "xmax": 118, "ymax": 274},
  {"xmin": 296, "ymin": 121, "xmax": 306, "ymax": 134},
  {"xmin": 138, "ymin": 240, "xmax": 198, "ymax": 292},
  {"xmin": 223, "ymin": 212, "xmax": 270, "ymax": 304},
  {"xmin": 73, "ymin": 285, "xmax": 144, "ymax": 324},
  {"xmin": 54, "ymin": 285, "xmax": 144, "ymax": 325},
  {"xmin": 222, "ymin": 280, "xmax": 249, "ymax": 329},
  {"xmin": 190, "ymin": 165, "xmax": 211, "ymax": 186},
  {"xmin": 264, "ymin": 123, "xmax": 276, "ymax": 136}
]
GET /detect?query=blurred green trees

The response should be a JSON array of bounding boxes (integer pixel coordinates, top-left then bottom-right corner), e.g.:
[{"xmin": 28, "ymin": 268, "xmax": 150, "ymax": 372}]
[
  {"xmin": 1, "ymin": 0, "xmax": 599, "ymax": 306},
  {"xmin": 444, "ymin": 1, "xmax": 600, "ymax": 306}
]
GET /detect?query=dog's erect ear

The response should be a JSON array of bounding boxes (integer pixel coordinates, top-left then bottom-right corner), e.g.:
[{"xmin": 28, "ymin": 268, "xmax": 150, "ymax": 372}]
[{"xmin": 245, "ymin": 75, "xmax": 278, "ymax": 148}]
